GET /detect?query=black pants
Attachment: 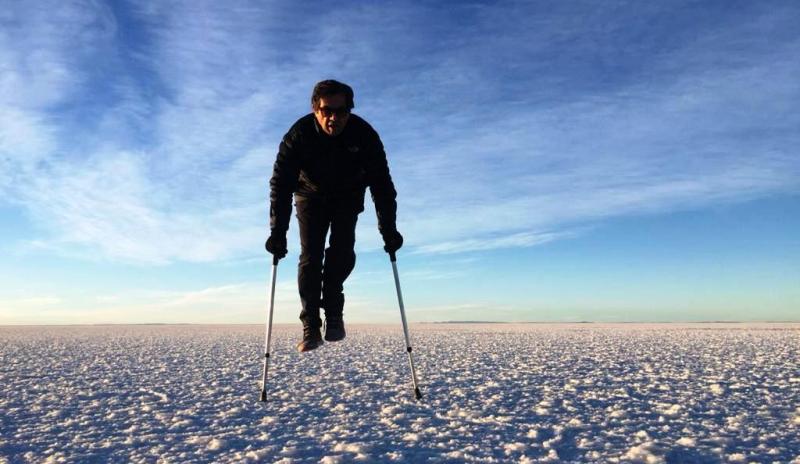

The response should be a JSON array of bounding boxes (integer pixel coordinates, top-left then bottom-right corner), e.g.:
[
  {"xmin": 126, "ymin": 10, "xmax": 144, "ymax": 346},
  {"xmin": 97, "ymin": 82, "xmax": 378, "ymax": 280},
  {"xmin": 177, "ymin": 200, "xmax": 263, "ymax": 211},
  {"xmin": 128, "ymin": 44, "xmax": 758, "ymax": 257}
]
[{"xmin": 295, "ymin": 194, "xmax": 362, "ymax": 328}]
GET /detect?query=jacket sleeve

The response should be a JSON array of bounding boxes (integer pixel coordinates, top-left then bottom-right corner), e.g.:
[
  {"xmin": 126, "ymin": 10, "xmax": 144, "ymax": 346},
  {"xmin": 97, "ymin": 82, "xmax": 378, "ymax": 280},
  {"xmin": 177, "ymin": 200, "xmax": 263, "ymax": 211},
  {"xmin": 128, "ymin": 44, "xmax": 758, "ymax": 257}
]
[
  {"xmin": 269, "ymin": 132, "xmax": 301, "ymax": 235},
  {"xmin": 364, "ymin": 129, "xmax": 398, "ymax": 234}
]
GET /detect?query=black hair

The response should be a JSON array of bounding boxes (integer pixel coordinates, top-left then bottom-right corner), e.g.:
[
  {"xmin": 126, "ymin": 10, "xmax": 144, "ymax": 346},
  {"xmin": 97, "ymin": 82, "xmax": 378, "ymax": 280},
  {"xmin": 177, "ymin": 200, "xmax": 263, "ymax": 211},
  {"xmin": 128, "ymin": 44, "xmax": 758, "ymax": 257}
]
[{"xmin": 311, "ymin": 80, "xmax": 355, "ymax": 111}]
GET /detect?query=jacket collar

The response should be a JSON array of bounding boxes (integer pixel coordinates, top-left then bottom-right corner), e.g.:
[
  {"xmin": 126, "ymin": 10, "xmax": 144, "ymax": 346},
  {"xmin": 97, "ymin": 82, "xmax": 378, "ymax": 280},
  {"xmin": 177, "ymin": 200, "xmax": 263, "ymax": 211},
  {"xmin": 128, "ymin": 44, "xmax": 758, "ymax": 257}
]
[{"xmin": 312, "ymin": 114, "xmax": 350, "ymax": 138}]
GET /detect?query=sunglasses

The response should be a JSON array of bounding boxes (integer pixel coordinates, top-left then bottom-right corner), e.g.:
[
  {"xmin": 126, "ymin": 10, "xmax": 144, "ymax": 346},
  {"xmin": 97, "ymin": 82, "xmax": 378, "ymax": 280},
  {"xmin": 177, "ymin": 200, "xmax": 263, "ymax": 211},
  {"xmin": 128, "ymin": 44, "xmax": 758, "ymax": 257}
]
[{"xmin": 318, "ymin": 106, "xmax": 350, "ymax": 117}]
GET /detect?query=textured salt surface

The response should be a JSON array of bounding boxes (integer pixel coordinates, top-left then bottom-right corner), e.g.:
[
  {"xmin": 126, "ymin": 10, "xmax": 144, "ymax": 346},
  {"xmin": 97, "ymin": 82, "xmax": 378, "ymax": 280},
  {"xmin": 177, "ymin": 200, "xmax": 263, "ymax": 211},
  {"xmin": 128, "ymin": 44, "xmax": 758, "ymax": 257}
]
[{"xmin": 1, "ymin": 323, "xmax": 798, "ymax": 463}]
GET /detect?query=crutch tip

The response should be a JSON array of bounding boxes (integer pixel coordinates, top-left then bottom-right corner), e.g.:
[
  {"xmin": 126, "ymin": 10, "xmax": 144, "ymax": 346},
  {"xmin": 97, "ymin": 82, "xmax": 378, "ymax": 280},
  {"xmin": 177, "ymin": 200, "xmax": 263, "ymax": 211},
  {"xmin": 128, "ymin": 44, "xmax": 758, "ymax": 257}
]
[
  {"xmin": 259, "ymin": 390, "xmax": 267, "ymax": 402},
  {"xmin": 414, "ymin": 388, "xmax": 423, "ymax": 400}
]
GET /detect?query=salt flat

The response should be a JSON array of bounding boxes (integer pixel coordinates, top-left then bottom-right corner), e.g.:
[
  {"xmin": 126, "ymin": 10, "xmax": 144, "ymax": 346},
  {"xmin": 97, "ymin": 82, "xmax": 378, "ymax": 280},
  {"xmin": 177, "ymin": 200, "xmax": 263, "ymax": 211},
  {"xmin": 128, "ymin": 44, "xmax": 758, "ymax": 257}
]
[{"xmin": 1, "ymin": 323, "xmax": 798, "ymax": 463}]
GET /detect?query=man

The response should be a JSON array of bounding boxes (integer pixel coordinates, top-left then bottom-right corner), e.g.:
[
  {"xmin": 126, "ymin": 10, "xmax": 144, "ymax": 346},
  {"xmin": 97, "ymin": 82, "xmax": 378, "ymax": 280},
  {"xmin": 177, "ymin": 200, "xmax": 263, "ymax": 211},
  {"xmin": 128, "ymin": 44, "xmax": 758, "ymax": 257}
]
[{"xmin": 266, "ymin": 80, "xmax": 403, "ymax": 352}]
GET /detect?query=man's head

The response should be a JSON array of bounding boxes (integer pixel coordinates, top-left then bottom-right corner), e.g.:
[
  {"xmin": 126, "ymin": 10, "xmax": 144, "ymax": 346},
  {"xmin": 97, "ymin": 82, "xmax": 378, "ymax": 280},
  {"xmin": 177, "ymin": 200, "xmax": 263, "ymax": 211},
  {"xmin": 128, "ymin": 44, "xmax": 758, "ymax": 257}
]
[{"xmin": 311, "ymin": 80, "xmax": 354, "ymax": 136}]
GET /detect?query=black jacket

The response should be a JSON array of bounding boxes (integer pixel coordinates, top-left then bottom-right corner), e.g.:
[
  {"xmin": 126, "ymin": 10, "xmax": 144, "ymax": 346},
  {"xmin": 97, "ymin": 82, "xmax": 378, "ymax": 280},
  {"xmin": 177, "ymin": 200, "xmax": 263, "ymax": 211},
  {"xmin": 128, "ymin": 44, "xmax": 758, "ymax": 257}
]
[{"xmin": 269, "ymin": 113, "xmax": 397, "ymax": 235}]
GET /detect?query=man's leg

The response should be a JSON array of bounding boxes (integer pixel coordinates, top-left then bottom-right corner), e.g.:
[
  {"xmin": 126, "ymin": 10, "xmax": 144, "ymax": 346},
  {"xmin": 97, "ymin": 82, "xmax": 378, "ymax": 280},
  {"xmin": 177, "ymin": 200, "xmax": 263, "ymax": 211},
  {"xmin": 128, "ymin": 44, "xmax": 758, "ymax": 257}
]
[
  {"xmin": 296, "ymin": 196, "xmax": 329, "ymax": 350},
  {"xmin": 321, "ymin": 207, "xmax": 358, "ymax": 341}
]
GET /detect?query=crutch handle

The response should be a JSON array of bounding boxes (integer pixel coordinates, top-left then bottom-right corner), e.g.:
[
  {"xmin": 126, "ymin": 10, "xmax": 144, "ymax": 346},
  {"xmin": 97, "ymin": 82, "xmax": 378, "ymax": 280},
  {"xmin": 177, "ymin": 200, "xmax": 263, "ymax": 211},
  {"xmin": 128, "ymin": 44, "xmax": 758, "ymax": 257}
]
[
  {"xmin": 389, "ymin": 250, "xmax": 397, "ymax": 262},
  {"xmin": 273, "ymin": 255, "xmax": 280, "ymax": 266}
]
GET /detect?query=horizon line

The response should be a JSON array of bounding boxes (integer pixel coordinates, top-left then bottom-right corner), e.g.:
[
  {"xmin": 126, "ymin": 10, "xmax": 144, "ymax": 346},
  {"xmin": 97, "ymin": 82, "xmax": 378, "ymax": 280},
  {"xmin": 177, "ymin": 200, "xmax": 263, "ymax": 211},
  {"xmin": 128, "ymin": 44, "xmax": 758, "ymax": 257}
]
[{"xmin": 1, "ymin": 320, "xmax": 799, "ymax": 327}]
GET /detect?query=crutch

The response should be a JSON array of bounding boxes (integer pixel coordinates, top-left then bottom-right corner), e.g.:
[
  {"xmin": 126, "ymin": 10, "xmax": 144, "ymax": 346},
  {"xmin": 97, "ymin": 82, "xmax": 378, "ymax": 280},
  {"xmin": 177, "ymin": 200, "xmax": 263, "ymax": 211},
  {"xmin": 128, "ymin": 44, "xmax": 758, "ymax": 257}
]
[
  {"xmin": 259, "ymin": 255, "xmax": 280, "ymax": 402},
  {"xmin": 389, "ymin": 251, "xmax": 423, "ymax": 400}
]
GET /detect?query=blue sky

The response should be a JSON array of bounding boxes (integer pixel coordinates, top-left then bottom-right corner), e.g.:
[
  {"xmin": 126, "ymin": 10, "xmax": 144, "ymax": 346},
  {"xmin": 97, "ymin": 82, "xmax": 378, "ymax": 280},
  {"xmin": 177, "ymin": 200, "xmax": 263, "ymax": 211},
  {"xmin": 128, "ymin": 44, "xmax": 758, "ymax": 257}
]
[{"xmin": 1, "ymin": 0, "xmax": 798, "ymax": 324}]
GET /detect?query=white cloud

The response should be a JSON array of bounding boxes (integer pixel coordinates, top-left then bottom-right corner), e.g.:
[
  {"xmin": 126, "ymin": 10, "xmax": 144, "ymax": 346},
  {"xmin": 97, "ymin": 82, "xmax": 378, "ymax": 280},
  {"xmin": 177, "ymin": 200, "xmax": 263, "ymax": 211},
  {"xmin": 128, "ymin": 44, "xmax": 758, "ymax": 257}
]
[
  {"xmin": 15, "ymin": 149, "xmax": 267, "ymax": 263},
  {"xmin": 0, "ymin": 2, "xmax": 108, "ymax": 194},
  {"xmin": 0, "ymin": 297, "xmax": 64, "ymax": 324},
  {"xmin": 382, "ymin": 36, "xmax": 800, "ymax": 252},
  {"xmin": 414, "ymin": 230, "xmax": 575, "ymax": 255},
  {"xmin": 0, "ymin": 108, "xmax": 56, "ymax": 194},
  {"xmin": 7, "ymin": 297, "xmax": 62, "ymax": 306},
  {"xmin": 2, "ymin": 1, "xmax": 798, "ymax": 266},
  {"xmin": 0, "ymin": 281, "xmax": 299, "ymax": 325}
]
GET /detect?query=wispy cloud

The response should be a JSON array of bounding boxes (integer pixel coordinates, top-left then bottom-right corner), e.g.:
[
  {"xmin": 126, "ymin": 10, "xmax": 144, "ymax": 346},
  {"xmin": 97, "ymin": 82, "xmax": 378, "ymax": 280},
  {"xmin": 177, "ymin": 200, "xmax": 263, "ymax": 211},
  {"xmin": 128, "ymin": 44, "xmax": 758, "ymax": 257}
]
[
  {"xmin": 2, "ymin": 0, "xmax": 798, "ymax": 265},
  {"xmin": 0, "ymin": 281, "xmax": 302, "ymax": 325},
  {"xmin": 0, "ymin": 296, "xmax": 64, "ymax": 324},
  {"xmin": 5, "ymin": 297, "xmax": 62, "ymax": 306},
  {"xmin": 0, "ymin": 1, "xmax": 102, "ymax": 195},
  {"xmin": 384, "ymin": 38, "xmax": 799, "ymax": 252},
  {"xmin": 414, "ymin": 230, "xmax": 576, "ymax": 255}
]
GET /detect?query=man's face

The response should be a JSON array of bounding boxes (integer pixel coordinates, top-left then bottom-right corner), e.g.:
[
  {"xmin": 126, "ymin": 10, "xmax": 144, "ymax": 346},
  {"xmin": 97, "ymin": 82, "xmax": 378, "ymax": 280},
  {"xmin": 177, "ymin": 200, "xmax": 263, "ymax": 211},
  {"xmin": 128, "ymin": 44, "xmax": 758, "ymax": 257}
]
[{"xmin": 314, "ymin": 94, "xmax": 350, "ymax": 136}]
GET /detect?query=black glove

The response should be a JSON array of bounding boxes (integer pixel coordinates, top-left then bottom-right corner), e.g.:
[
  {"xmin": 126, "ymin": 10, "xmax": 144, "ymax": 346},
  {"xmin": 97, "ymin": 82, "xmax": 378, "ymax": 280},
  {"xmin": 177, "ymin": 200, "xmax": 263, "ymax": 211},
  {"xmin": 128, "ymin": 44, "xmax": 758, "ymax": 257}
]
[
  {"xmin": 382, "ymin": 229, "xmax": 403, "ymax": 254},
  {"xmin": 265, "ymin": 233, "xmax": 287, "ymax": 259}
]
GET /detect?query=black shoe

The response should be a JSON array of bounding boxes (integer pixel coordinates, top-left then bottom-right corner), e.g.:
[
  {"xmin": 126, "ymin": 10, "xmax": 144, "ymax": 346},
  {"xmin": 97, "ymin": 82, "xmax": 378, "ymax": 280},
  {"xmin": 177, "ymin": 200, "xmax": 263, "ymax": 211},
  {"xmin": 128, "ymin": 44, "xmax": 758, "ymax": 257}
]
[
  {"xmin": 324, "ymin": 318, "xmax": 346, "ymax": 342},
  {"xmin": 296, "ymin": 325, "xmax": 323, "ymax": 352}
]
